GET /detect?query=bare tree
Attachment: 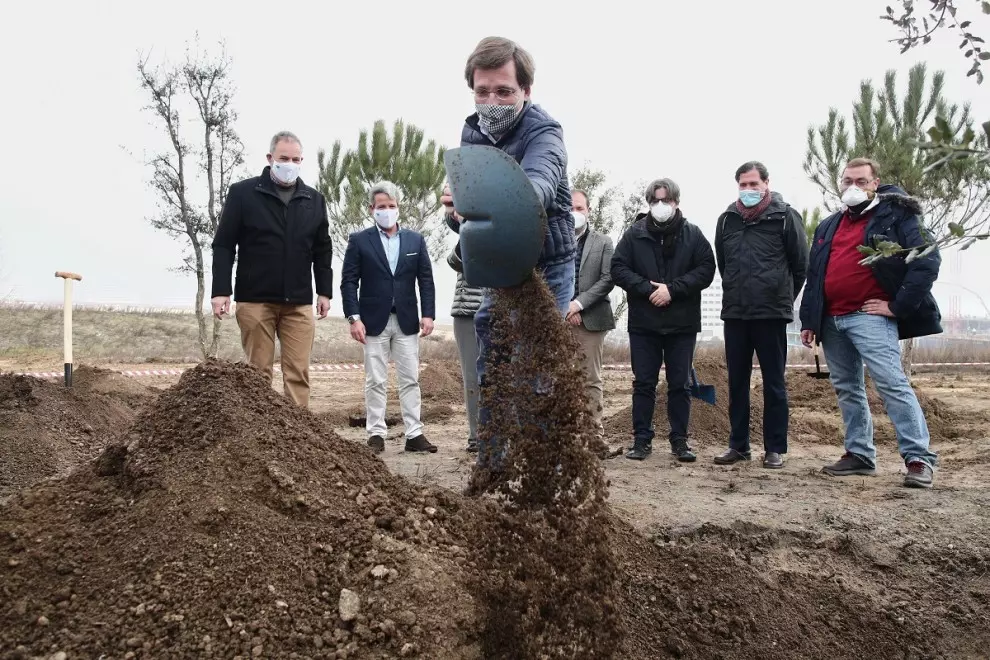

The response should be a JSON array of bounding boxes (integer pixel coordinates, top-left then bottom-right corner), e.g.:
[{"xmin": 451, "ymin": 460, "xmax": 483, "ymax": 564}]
[{"xmin": 137, "ymin": 39, "xmax": 244, "ymax": 359}]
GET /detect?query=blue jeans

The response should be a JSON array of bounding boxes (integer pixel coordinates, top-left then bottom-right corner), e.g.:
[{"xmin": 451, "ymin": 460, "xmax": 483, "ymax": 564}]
[
  {"xmin": 474, "ymin": 258, "xmax": 575, "ymax": 468},
  {"xmin": 821, "ymin": 312, "xmax": 938, "ymax": 468}
]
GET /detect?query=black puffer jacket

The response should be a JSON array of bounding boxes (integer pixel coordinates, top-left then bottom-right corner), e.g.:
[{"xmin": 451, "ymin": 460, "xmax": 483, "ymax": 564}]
[
  {"xmin": 611, "ymin": 213, "xmax": 716, "ymax": 335},
  {"xmin": 212, "ymin": 166, "xmax": 333, "ymax": 304},
  {"xmin": 800, "ymin": 184, "xmax": 942, "ymax": 341},
  {"xmin": 714, "ymin": 192, "xmax": 809, "ymax": 321}
]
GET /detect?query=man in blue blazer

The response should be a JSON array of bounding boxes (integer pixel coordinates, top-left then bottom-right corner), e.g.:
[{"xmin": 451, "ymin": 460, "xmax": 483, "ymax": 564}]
[{"xmin": 341, "ymin": 181, "xmax": 438, "ymax": 454}]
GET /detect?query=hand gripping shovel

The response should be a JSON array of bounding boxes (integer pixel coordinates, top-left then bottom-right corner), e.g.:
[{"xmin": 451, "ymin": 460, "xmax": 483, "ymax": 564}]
[
  {"xmin": 809, "ymin": 342, "xmax": 830, "ymax": 379},
  {"xmin": 689, "ymin": 367, "xmax": 717, "ymax": 405},
  {"xmin": 442, "ymin": 145, "xmax": 546, "ymax": 289}
]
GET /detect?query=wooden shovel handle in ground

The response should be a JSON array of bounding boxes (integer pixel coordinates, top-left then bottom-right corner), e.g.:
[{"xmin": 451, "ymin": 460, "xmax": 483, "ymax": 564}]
[{"xmin": 55, "ymin": 271, "xmax": 83, "ymax": 281}]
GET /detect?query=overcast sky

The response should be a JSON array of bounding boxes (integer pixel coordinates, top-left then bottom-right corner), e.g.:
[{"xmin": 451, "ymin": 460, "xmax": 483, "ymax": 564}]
[{"xmin": 1, "ymin": 0, "xmax": 988, "ymax": 321}]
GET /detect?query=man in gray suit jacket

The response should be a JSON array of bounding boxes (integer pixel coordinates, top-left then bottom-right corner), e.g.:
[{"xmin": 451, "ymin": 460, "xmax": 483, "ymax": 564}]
[{"xmin": 566, "ymin": 189, "xmax": 616, "ymax": 437}]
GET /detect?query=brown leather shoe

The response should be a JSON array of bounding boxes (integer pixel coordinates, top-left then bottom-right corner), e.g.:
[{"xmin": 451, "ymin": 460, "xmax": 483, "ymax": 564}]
[
  {"xmin": 367, "ymin": 435, "xmax": 385, "ymax": 454},
  {"xmin": 405, "ymin": 434, "xmax": 437, "ymax": 453}
]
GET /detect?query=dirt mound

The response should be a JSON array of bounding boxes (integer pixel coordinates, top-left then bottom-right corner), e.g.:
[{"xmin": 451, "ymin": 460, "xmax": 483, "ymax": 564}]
[
  {"xmin": 0, "ymin": 360, "xmax": 483, "ymax": 658},
  {"xmin": 604, "ymin": 359, "xmax": 961, "ymax": 448},
  {"xmin": 322, "ymin": 403, "xmax": 455, "ymax": 430},
  {"xmin": 419, "ymin": 361, "xmax": 464, "ymax": 405},
  {"xmin": 468, "ymin": 275, "xmax": 621, "ymax": 658},
  {"xmin": 604, "ymin": 357, "xmax": 760, "ymax": 446},
  {"xmin": 610, "ymin": 517, "xmax": 947, "ymax": 659},
  {"xmin": 72, "ymin": 365, "xmax": 157, "ymax": 408},
  {"xmin": 0, "ymin": 369, "xmax": 153, "ymax": 497},
  {"xmin": 777, "ymin": 373, "xmax": 961, "ymax": 444}
]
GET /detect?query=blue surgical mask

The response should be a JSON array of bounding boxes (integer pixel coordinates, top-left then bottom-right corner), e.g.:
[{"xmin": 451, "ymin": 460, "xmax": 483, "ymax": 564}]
[{"xmin": 739, "ymin": 190, "xmax": 764, "ymax": 208}]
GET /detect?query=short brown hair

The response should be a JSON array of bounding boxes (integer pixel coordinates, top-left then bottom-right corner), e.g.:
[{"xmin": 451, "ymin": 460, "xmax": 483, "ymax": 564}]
[
  {"xmin": 845, "ymin": 157, "xmax": 880, "ymax": 179},
  {"xmin": 464, "ymin": 37, "xmax": 535, "ymax": 91}
]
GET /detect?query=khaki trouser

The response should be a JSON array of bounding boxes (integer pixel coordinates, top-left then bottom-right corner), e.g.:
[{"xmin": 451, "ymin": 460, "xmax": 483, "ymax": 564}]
[
  {"xmin": 364, "ymin": 314, "xmax": 423, "ymax": 440},
  {"xmin": 235, "ymin": 302, "xmax": 315, "ymax": 408},
  {"xmin": 571, "ymin": 324, "xmax": 607, "ymax": 437}
]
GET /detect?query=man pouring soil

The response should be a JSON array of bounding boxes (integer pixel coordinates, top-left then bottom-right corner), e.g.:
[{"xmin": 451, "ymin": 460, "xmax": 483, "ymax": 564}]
[{"xmin": 440, "ymin": 36, "xmax": 577, "ymax": 475}]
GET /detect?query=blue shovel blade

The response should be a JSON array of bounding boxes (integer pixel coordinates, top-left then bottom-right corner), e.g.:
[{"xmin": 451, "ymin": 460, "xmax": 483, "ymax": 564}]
[{"xmin": 443, "ymin": 145, "xmax": 546, "ymax": 289}]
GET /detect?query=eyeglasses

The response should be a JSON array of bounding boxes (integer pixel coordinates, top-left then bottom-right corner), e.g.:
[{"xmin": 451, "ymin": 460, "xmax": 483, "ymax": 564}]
[
  {"xmin": 841, "ymin": 177, "xmax": 876, "ymax": 187},
  {"xmin": 473, "ymin": 87, "xmax": 520, "ymax": 102}
]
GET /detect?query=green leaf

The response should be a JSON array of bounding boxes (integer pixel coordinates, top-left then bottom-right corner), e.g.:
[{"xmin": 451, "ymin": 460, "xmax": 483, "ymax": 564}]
[
  {"xmin": 983, "ymin": 1, "xmax": 990, "ymax": 14},
  {"xmin": 948, "ymin": 222, "xmax": 966, "ymax": 237},
  {"xmin": 935, "ymin": 116, "xmax": 952, "ymax": 139},
  {"xmin": 856, "ymin": 245, "xmax": 877, "ymax": 256},
  {"xmin": 980, "ymin": 52, "xmax": 990, "ymax": 61}
]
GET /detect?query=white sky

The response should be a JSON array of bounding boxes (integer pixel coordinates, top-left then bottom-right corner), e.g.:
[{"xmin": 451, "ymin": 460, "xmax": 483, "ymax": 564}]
[{"xmin": 1, "ymin": 0, "xmax": 988, "ymax": 321}]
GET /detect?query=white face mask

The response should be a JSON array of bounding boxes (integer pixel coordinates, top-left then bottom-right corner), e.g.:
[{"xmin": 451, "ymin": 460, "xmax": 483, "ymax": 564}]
[
  {"xmin": 271, "ymin": 160, "xmax": 300, "ymax": 185},
  {"xmin": 374, "ymin": 208, "xmax": 399, "ymax": 229},
  {"xmin": 841, "ymin": 186, "xmax": 870, "ymax": 207},
  {"xmin": 651, "ymin": 202, "xmax": 674, "ymax": 223},
  {"xmin": 572, "ymin": 211, "xmax": 587, "ymax": 235}
]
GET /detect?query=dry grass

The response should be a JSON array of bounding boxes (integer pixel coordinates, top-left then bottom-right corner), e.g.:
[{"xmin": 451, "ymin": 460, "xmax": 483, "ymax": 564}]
[
  {"xmin": 2, "ymin": 304, "xmax": 986, "ymax": 368},
  {"xmin": 0, "ymin": 305, "xmax": 460, "ymax": 365}
]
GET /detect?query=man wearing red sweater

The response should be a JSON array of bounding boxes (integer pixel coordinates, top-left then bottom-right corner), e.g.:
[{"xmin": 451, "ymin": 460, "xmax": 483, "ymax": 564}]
[{"xmin": 799, "ymin": 158, "xmax": 941, "ymax": 488}]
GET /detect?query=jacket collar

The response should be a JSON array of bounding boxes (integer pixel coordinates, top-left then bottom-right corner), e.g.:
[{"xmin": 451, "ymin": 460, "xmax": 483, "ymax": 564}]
[
  {"xmin": 256, "ymin": 165, "xmax": 312, "ymax": 200},
  {"xmin": 464, "ymin": 101, "xmax": 535, "ymax": 147},
  {"xmin": 721, "ymin": 191, "xmax": 789, "ymax": 221}
]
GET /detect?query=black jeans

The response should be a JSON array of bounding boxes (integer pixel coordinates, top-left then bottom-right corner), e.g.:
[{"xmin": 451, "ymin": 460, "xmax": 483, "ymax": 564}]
[
  {"xmin": 723, "ymin": 319, "xmax": 789, "ymax": 454},
  {"xmin": 629, "ymin": 331, "xmax": 696, "ymax": 447}
]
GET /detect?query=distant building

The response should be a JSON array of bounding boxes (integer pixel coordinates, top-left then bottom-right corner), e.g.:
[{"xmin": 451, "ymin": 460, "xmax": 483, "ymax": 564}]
[{"xmin": 700, "ymin": 277, "xmax": 724, "ymax": 341}]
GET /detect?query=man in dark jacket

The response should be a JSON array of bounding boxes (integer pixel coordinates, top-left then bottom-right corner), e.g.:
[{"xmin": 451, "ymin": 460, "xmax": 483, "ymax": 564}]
[
  {"xmin": 566, "ymin": 189, "xmax": 616, "ymax": 439},
  {"xmin": 799, "ymin": 157, "xmax": 941, "ymax": 488},
  {"xmin": 211, "ymin": 131, "xmax": 333, "ymax": 409},
  {"xmin": 611, "ymin": 178, "xmax": 716, "ymax": 462},
  {"xmin": 341, "ymin": 181, "xmax": 437, "ymax": 455},
  {"xmin": 445, "ymin": 215, "xmax": 484, "ymax": 454},
  {"xmin": 439, "ymin": 36, "xmax": 576, "ymax": 472},
  {"xmin": 713, "ymin": 161, "xmax": 809, "ymax": 469}
]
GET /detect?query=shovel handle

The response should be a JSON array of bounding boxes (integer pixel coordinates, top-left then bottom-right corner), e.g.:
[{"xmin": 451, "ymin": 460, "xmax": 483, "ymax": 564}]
[{"xmin": 55, "ymin": 271, "xmax": 82, "ymax": 281}]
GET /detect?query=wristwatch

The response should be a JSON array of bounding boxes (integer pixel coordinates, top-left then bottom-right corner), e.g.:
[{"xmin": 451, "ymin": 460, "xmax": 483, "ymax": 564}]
[{"xmin": 347, "ymin": 314, "xmax": 360, "ymax": 324}]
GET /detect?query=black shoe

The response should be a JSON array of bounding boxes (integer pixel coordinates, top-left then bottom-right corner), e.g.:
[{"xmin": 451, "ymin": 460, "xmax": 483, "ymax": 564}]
[
  {"xmin": 670, "ymin": 437, "xmax": 697, "ymax": 463},
  {"xmin": 763, "ymin": 452, "xmax": 785, "ymax": 469},
  {"xmin": 405, "ymin": 434, "xmax": 438, "ymax": 453},
  {"xmin": 367, "ymin": 435, "xmax": 385, "ymax": 454},
  {"xmin": 466, "ymin": 438, "xmax": 479, "ymax": 453},
  {"xmin": 822, "ymin": 452, "xmax": 876, "ymax": 476},
  {"xmin": 625, "ymin": 442, "xmax": 652, "ymax": 461},
  {"xmin": 713, "ymin": 448, "xmax": 751, "ymax": 465}
]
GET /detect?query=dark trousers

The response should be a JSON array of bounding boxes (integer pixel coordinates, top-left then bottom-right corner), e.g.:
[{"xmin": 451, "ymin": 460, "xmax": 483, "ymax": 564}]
[
  {"xmin": 629, "ymin": 331, "xmax": 696, "ymax": 447},
  {"xmin": 723, "ymin": 319, "xmax": 789, "ymax": 454}
]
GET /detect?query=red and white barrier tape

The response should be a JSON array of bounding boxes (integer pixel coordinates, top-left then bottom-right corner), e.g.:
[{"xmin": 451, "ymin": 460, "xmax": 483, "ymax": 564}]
[
  {"xmin": 10, "ymin": 363, "xmax": 365, "ymax": 380},
  {"xmin": 602, "ymin": 362, "xmax": 990, "ymax": 371},
  {"xmin": 9, "ymin": 361, "xmax": 990, "ymax": 381}
]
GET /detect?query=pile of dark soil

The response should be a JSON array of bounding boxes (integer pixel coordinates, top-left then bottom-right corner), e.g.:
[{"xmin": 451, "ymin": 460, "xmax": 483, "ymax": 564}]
[
  {"xmin": 418, "ymin": 361, "xmax": 464, "ymax": 405},
  {"xmin": 774, "ymin": 373, "xmax": 961, "ymax": 444},
  {"xmin": 0, "ymin": 361, "xmax": 483, "ymax": 658},
  {"xmin": 469, "ymin": 275, "xmax": 621, "ymax": 658},
  {"xmin": 0, "ymin": 367, "xmax": 155, "ymax": 497},
  {"xmin": 603, "ymin": 357, "xmax": 760, "ymax": 446},
  {"xmin": 610, "ymin": 517, "xmax": 965, "ymax": 659}
]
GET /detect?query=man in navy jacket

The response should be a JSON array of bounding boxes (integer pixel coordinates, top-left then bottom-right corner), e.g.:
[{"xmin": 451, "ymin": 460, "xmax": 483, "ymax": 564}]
[
  {"xmin": 341, "ymin": 181, "xmax": 437, "ymax": 454},
  {"xmin": 440, "ymin": 36, "xmax": 576, "ymax": 475},
  {"xmin": 799, "ymin": 157, "xmax": 941, "ymax": 488}
]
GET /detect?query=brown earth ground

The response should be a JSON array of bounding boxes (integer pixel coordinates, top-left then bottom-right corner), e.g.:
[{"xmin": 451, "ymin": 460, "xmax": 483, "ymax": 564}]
[{"xmin": 2, "ymin": 356, "xmax": 989, "ymax": 658}]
